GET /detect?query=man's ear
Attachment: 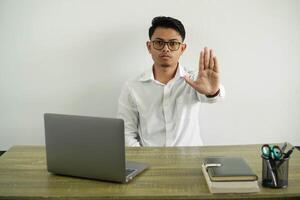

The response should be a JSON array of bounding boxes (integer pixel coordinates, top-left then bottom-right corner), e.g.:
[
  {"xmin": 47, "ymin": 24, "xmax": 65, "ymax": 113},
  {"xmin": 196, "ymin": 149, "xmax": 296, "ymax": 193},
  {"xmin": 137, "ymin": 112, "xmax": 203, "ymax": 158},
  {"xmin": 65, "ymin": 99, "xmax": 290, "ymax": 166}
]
[
  {"xmin": 180, "ymin": 43, "xmax": 187, "ymax": 55},
  {"xmin": 146, "ymin": 41, "xmax": 151, "ymax": 53}
]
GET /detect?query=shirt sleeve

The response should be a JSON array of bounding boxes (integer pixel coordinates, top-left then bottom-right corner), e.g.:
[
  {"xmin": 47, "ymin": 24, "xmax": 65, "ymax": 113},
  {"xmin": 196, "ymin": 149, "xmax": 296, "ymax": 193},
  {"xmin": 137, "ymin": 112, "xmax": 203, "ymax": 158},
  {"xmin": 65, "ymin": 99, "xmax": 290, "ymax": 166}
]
[
  {"xmin": 117, "ymin": 82, "xmax": 141, "ymax": 147},
  {"xmin": 196, "ymin": 84, "xmax": 226, "ymax": 103}
]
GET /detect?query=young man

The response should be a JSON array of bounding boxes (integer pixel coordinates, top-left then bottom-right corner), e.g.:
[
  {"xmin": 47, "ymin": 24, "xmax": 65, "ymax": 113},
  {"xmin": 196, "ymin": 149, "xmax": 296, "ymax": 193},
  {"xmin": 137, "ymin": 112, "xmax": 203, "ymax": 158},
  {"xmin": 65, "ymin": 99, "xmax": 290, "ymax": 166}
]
[{"xmin": 118, "ymin": 16, "xmax": 225, "ymax": 147}]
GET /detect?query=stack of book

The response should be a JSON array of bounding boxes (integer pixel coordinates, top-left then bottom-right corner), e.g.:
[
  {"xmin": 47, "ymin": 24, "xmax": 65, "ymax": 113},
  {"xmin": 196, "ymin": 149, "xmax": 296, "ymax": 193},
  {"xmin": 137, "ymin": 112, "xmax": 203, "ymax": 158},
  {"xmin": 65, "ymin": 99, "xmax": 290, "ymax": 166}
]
[{"xmin": 202, "ymin": 156, "xmax": 260, "ymax": 193}]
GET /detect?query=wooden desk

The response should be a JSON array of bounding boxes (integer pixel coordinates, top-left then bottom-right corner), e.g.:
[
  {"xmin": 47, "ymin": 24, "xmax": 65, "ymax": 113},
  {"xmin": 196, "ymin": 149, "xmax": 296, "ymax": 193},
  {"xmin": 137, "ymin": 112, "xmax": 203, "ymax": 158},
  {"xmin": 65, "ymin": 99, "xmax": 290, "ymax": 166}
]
[{"xmin": 0, "ymin": 144, "xmax": 299, "ymax": 200}]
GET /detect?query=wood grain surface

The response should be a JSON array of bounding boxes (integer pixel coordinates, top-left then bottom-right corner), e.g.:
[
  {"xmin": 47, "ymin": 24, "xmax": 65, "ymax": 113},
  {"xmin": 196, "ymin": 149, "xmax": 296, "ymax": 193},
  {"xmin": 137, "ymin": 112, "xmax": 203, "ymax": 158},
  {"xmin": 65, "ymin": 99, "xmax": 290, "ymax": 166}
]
[{"xmin": 0, "ymin": 144, "xmax": 299, "ymax": 200}]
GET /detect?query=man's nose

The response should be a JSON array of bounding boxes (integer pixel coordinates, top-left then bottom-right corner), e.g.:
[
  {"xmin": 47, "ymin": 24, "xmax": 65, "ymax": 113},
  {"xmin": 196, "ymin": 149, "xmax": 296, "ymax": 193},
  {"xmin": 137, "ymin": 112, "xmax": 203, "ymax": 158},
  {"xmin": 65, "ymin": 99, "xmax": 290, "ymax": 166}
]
[{"xmin": 162, "ymin": 43, "xmax": 170, "ymax": 52}]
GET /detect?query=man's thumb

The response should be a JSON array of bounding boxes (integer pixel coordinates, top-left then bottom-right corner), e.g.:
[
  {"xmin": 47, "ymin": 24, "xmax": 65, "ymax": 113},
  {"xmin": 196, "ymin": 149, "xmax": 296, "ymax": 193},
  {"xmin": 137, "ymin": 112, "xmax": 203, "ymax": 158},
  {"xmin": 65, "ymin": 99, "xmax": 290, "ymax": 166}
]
[{"xmin": 184, "ymin": 75, "xmax": 197, "ymax": 89}]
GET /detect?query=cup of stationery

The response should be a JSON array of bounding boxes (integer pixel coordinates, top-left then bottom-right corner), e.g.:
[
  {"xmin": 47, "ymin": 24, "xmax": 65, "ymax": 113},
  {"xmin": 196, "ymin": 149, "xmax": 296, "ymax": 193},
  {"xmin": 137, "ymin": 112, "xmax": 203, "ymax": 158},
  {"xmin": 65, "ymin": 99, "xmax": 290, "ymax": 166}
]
[{"xmin": 261, "ymin": 143, "xmax": 294, "ymax": 188}]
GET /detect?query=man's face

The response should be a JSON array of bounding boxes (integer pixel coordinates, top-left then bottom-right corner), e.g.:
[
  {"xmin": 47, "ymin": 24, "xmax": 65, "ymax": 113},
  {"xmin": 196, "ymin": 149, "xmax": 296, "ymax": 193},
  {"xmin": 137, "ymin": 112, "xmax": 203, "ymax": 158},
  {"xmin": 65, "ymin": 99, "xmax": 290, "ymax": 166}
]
[{"xmin": 147, "ymin": 27, "xmax": 186, "ymax": 68}]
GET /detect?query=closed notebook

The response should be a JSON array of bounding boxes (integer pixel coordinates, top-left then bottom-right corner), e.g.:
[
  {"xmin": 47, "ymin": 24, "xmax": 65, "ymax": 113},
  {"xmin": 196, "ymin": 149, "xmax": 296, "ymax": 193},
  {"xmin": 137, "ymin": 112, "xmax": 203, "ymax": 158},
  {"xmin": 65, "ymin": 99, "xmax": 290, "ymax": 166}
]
[
  {"xmin": 203, "ymin": 156, "xmax": 258, "ymax": 182},
  {"xmin": 201, "ymin": 164, "xmax": 260, "ymax": 193}
]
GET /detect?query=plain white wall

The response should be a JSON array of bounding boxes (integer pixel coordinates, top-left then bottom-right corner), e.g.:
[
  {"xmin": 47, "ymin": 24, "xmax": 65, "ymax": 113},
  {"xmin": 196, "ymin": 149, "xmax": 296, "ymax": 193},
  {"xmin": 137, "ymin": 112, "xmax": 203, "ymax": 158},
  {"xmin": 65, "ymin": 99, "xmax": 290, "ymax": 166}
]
[{"xmin": 1, "ymin": 0, "xmax": 299, "ymax": 150}]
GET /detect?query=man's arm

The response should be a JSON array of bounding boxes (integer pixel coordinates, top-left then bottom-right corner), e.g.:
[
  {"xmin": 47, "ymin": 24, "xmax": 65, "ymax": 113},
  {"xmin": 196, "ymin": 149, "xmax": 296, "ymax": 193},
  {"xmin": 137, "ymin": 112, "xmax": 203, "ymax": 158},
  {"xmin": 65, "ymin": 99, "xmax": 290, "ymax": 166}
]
[{"xmin": 117, "ymin": 82, "xmax": 141, "ymax": 147}]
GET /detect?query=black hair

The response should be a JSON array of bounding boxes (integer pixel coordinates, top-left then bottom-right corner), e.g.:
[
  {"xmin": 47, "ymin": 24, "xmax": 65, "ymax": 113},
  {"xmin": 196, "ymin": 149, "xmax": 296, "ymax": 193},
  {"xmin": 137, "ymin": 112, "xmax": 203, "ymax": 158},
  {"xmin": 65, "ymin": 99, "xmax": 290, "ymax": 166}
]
[{"xmin": 148, "ymin": 16, "xmax": 186, "ymax": 41}]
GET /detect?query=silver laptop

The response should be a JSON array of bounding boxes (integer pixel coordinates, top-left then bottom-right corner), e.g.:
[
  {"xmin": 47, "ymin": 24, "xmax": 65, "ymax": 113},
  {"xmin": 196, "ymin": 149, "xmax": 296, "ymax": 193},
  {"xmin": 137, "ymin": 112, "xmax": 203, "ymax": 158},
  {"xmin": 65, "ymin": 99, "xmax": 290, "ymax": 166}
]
[{"xmin": 44, "ymin": 113, "xmax": 148, "ymax": 183}]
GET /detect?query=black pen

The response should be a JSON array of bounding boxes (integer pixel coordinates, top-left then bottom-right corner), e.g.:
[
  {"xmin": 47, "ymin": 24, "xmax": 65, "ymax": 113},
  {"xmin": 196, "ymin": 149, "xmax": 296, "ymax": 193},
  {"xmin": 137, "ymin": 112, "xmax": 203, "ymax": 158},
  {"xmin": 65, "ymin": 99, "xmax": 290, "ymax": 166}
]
[{"xmin": 284, "ymin": 147, "xmax": 295, "ymax": 159}]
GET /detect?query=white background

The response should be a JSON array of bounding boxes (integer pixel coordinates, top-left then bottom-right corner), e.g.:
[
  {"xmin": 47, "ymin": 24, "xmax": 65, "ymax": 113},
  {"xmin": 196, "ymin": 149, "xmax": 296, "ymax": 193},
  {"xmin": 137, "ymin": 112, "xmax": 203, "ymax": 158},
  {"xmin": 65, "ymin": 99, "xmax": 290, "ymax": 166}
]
[{"xmin": 1, "ymin": 0, "xmax": 299, "ymax": 150}]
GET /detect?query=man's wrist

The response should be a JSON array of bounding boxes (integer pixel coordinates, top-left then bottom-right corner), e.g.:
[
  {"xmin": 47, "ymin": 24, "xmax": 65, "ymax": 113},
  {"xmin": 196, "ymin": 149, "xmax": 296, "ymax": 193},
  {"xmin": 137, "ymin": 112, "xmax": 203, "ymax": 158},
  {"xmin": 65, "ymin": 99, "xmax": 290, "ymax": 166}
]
[{"xmin": 206, "ymin": 89, "xmax": 220, "ymax": 98}]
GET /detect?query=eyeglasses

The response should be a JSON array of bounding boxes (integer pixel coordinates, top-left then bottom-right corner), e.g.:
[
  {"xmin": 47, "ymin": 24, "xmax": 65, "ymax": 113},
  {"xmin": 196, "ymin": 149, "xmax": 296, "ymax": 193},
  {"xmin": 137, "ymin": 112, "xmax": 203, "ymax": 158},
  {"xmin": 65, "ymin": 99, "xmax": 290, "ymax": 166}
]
[{"xmin": 151, "ymin": 40, "xmax": 182, "ymax": 51}]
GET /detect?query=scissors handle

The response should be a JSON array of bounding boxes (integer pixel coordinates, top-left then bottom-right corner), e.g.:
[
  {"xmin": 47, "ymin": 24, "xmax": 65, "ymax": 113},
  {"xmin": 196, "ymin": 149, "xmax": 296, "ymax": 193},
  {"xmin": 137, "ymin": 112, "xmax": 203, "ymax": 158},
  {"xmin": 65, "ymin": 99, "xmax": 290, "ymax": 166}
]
[{"xmin": 261, "ymin": 144, "xmax": 282, "ymax": 160}]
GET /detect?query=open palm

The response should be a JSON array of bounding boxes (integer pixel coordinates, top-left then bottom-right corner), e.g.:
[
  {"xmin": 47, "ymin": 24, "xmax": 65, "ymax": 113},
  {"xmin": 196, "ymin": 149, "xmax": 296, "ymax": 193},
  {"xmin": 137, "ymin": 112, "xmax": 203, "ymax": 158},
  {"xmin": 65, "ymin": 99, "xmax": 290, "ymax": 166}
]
[{"xmin": 184, "ymin": 47, "xmax": 220, "ymax": 96}]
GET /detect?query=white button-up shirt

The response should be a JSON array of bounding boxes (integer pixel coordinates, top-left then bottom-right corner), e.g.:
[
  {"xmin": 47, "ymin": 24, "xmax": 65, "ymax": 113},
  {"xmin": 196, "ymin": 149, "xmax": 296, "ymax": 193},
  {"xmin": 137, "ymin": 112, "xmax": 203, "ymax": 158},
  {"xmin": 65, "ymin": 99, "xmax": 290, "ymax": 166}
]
[{"xmin": 117, "ymin": 64, "xmax": 225, "ymax": 147}]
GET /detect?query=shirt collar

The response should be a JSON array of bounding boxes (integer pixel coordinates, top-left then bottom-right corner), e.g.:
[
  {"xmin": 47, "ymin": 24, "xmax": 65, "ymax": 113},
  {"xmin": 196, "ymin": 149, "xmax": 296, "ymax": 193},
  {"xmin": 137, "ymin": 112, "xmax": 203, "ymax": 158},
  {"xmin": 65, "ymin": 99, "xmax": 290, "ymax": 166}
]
[{"xmin": 139, "ymin": 64, "xmax": 187, "ymax": 82}]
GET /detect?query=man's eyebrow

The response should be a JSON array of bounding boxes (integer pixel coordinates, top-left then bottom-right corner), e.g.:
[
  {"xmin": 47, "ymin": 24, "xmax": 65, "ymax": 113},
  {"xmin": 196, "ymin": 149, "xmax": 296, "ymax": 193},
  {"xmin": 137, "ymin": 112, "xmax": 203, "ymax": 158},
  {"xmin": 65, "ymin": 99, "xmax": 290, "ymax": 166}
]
[{"xmin": 153, "ymin": 38, "xmax": 181, "ymax": 42}]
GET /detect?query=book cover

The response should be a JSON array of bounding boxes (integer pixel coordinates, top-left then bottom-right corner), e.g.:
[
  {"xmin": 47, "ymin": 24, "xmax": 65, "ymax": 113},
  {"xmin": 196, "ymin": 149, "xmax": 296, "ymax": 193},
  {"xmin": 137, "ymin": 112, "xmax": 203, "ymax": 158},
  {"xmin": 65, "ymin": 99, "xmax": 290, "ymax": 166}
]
[{"xmin": 203, "ymin": 156, "xmax": 258, "ymax": 181}]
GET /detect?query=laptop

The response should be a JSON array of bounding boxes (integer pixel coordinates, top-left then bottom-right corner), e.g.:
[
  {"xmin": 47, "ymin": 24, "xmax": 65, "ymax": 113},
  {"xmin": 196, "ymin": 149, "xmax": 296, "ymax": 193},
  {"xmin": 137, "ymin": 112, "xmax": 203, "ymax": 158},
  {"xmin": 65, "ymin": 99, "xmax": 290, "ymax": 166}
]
[{"xmin": 44, "ymin": 113, "xmax": 148, "ymax": 183}]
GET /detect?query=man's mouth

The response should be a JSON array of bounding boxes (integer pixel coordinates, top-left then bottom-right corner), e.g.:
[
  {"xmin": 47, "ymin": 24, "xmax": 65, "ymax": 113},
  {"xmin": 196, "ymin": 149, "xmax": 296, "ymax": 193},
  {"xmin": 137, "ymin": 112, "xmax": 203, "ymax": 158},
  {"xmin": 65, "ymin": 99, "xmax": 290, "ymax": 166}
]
[{"xmin": 160, "ymin": 54, "xmax": 171, "ymax": 58}]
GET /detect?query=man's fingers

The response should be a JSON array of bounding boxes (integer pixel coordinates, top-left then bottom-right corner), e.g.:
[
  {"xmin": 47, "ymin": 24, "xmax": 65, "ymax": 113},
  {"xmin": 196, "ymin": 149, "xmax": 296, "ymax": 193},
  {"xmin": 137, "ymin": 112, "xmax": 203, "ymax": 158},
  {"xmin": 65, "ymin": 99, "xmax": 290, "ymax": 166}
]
[
  {"xmin": 213, "ymin": 56, "xmax": 219, "ymax": 73},
  {"xmin": 209, "ymin": 49, "xmax": 214, "ymax": 69},
  {"xmin": 199, "ymin": 51, "xmax": 204, "ymax": 72},
  {"xmin": 184, "ymin": 75, "xmax": 197, "ymax": 89},
  {"xmin": 204, "ymin": 47, "xmax": 210, "ymax": 70}
]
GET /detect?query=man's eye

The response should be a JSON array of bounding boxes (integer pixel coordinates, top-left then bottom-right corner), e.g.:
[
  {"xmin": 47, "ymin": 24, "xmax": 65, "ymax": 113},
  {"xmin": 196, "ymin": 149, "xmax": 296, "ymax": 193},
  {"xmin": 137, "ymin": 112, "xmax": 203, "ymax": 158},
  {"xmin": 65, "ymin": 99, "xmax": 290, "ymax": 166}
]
[
  {"xmin": 157, "ymin": 41, "xmax": 164, "ymax": 46},
  {"xmin": 169, "ymin": 42, "xmax": 176, "ymax": 46}
]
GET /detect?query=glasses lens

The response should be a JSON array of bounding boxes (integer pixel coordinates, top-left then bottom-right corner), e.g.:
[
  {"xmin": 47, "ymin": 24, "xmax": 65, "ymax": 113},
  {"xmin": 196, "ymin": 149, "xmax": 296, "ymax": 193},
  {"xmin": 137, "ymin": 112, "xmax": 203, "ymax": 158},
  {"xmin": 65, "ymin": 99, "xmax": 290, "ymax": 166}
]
[
  {"xmin": 153, "ymin": 41, "xmax": 164, "ymax": 50},
  {"xmin": 168, "ymin": 41, "xmax": 180, "ymax": 51}
]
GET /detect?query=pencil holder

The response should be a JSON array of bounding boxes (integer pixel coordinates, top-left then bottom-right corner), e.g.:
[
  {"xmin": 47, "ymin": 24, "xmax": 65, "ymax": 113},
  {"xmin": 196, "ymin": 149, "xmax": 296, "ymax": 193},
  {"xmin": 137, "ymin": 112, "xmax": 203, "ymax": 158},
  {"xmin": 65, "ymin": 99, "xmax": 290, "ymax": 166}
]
[{"xmin": 262, "ymin": 156, "xmax": 289, "ymax": 188}]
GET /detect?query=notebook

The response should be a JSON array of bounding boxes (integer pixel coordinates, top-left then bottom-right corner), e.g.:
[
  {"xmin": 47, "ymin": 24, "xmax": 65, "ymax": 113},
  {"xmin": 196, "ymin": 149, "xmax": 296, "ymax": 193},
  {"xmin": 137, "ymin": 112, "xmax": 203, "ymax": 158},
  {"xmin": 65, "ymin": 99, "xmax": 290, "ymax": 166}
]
[
  {"xmin": 201, "ymin": 164, "xmax": 260, "ymax": 193},
  {"xmin": 203, "ymin": 156, "xmax": 258, "ymax": 181},
  {"xmin": 44, "ymin": 113, "xmax": 148, "ymax": 183}
]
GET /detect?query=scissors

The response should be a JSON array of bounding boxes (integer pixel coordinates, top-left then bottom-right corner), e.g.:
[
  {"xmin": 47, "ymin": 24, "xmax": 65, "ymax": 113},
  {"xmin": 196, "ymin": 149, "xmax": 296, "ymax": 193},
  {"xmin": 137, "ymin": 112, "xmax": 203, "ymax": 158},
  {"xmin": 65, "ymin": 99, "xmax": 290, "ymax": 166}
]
[{"xmin": 261, "ymin": 144, "xmax": 283, "ymax": 160}]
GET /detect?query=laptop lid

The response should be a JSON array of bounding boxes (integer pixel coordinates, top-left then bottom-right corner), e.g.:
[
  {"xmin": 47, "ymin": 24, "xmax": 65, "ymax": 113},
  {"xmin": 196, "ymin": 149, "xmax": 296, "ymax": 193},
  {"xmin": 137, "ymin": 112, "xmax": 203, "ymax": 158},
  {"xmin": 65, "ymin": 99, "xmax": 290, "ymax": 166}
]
[{"xmin": 44, "ymin": 113, "xmax": 128, "ymax": 183}]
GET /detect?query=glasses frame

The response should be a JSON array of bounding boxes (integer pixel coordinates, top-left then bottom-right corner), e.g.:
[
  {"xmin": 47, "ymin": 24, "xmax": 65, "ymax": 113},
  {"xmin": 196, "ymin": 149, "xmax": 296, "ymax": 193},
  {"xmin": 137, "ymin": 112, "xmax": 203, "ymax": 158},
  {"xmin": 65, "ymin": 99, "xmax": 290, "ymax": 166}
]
[{"xmin": 151, "ymin": 40, "xmax": 182, "ymax": 51}]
